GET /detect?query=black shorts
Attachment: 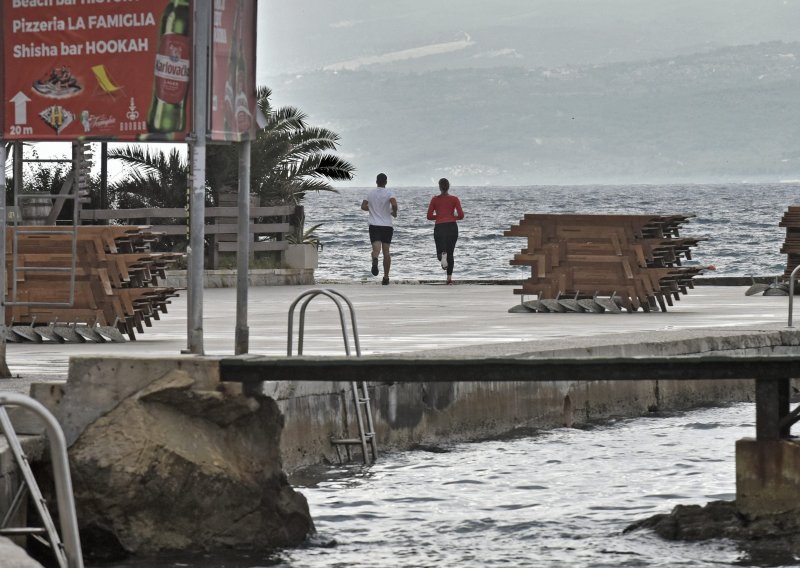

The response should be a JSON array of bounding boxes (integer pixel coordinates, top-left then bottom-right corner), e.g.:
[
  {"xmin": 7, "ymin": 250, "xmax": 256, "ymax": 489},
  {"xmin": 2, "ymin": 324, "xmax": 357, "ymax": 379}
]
[{"xmin": 369, "ymin": 225, "xmax": 394, "ymax": 244}]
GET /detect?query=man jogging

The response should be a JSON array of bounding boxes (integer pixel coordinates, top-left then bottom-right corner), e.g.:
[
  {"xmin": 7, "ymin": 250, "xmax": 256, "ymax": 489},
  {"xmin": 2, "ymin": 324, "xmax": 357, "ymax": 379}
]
[{"xmin": 361, "ymin": 172, "xmax": 398, "ymax": 285}]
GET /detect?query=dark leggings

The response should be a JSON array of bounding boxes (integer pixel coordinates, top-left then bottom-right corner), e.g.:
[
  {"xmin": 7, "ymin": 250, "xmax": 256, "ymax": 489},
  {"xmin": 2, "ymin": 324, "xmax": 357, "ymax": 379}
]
[{"xmin": 434, "ymin": 222, "xmax": 459, "ymax": 275}]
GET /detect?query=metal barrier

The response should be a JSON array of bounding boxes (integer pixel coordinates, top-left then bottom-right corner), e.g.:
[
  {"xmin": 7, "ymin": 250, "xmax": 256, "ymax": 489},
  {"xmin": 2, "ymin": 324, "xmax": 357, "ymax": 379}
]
[{"xmin": 0, "ymin": 392, "xmax": 83, "ymax": 568}]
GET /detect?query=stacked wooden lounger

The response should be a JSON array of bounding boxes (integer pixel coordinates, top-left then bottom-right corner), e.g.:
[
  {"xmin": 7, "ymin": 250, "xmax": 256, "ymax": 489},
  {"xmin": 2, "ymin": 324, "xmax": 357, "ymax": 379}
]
[
  {"xmin": 504, "ymin": 214, "xmax": 703, "ymax": 312},
  {"xmin": 5, "ymin": 226, "xmax": 182, "ymax": 341}
]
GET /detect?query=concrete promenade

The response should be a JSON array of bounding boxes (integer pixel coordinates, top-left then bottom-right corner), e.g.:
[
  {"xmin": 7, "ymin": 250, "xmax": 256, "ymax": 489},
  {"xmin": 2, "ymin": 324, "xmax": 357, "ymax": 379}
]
[{"xmin": 0, "ymin": 281, "xmax": 793, "ymax": 393}]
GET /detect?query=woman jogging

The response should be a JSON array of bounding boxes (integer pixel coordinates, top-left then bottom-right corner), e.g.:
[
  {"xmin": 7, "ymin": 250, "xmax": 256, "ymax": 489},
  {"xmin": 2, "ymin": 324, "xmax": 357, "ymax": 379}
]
[{"xmin": 426, "ymin": 178, "xmax": 464, "ymax": 285}]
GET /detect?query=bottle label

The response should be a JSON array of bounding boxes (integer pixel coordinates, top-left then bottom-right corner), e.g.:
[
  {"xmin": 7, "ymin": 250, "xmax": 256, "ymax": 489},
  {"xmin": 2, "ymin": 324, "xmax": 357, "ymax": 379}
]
[
  {"xmin": 154, "ymin": 33, "xmax": 190, "ymax": 104},
  {"xmin": 235, "ymin": 91, "xmax": 252, "ymax": 132}
]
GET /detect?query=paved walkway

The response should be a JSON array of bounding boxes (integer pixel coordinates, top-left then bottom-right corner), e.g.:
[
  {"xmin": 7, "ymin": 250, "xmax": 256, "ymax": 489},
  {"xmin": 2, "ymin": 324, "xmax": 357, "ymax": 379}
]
[{"xmin": 0, "ymin": 282, "xmax": 791, "ymax": 389}]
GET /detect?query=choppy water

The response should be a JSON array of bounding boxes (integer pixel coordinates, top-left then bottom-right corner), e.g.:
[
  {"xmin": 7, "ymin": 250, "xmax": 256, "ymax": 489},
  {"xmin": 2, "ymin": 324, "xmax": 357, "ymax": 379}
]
[
  {"xmin": 305, "ymin": 183, "xmax": 798, "ymax": 282},
  {"xmin": 105, "ymin": 404, "xmax": 795, "ymax": 568},
  {"xmin": 279, "ymin": 404, "xmax": 764, "ymax": 568}
]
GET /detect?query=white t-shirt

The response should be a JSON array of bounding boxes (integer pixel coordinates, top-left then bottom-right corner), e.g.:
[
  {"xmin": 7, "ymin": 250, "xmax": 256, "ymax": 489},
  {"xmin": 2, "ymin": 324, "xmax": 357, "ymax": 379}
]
[{"xmin": 365, "ymin": 187, "xmax": 395, "ymax": 227}]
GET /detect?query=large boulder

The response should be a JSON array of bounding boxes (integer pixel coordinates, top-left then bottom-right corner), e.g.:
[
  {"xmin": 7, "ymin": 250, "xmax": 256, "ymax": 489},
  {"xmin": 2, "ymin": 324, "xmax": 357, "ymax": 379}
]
[{"xmin": 67, "ymin": 368, "xmax": 314, "ymax": 556}]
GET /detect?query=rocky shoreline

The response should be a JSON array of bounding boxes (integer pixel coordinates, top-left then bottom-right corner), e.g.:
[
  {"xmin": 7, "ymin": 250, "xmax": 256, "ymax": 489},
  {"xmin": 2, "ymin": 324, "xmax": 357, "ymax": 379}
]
[{"xmin": 625, "ymin": 500, "xmax": 800, "ymax": 564}]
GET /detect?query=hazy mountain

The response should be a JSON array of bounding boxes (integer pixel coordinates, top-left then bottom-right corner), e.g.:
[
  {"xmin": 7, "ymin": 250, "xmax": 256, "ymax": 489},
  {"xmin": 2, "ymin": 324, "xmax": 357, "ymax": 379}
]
[
  {"xmin": 256, "ymin": 1, "xmax": 800, "ymax": 186},
  {"xmin": 258, "ymin": 0, "xmax": 800, "ymax": 75}
]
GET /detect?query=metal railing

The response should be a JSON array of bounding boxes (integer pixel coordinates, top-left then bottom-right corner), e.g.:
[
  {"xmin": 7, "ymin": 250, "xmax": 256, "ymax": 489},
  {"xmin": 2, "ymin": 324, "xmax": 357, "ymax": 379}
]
[
  {"xmin": 0, "ymin": 392, "xmax": 83, "ymax": 568},
  {"xmin": 287, "ymin": 288, "xmax": 361, "ymax": 357}
]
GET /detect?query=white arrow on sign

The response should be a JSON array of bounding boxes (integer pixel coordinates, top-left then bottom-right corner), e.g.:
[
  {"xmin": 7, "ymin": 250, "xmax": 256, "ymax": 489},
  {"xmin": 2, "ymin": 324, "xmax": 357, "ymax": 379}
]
[{"xmin": 10, "ymin": 91, "xmax": 31, "ymax": 124}]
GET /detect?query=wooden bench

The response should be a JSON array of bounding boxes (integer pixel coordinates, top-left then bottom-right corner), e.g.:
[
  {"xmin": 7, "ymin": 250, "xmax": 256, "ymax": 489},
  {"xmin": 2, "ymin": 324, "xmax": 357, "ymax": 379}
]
[{"xmin": 80, "ymin": 204, "xmax": 298, "ymax": 269}]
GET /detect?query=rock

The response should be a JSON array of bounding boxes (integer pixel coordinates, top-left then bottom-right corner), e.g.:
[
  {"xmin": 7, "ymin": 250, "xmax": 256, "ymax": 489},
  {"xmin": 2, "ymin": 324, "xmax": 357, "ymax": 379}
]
[
  {"xmin": 624, "ymin": 500, "xmax": 745, "ymax": 541},
  {"xmin": 625, "ymin": 500, "xmax": 800, "ymax": 563},
  {"xmin": 68, "ymin": 369, "xmax": 314, "ymax": 557}
]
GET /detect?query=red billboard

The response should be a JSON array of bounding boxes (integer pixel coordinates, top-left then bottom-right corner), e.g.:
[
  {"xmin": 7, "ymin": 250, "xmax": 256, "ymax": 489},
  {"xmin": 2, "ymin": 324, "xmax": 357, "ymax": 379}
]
[
  {"xmin": 1, "ymin": 0, "xmax": 193, "ymax": 142},
  {"xmin": 209, "ymin": 0, "xmax": 257, "ymax": 142}
]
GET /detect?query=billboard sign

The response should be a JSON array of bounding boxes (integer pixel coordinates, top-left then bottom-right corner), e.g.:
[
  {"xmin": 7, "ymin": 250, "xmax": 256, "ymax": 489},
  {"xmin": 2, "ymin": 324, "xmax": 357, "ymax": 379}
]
[
  {"xmin": 209, "ymin": 0, "xmax": 257, "ymax": 143},
  {"xmin": 1, "ymin": 0, "xmax": 193, "ymax": 142}
]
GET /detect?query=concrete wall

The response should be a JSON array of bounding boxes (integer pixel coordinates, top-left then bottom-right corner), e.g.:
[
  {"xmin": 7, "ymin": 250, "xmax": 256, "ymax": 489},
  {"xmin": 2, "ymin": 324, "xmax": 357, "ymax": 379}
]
[
  {"xmin": 273, "ymin": 376, "xmax": 754, "ymax": 473},
  {"xmin": 271, "ymin": 330, "xmax": 800, "ymax": 472}
]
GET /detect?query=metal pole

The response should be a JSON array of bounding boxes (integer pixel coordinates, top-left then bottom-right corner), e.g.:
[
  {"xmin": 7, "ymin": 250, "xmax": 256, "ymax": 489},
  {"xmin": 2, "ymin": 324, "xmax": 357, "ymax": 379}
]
[
  {"xmin": 788, "ymin": 264, "xmax": 800, "ymax": 327},
  {"xmin": 100, "ymin": 142, "xmax": 108, "ymax": 217},
  {"xmin": 0, "ymin": 144, "xmax": 9, "ymax": 377},
  {"xmin": 13, "ymin": 142, "xmax": 22, "ymax": 199},
  {"xmin": 235, "ymin": 140, "xmax": 251, "ymax": 355},
  {"xmin": 186, "ymin": 2, "xmax": 211, "ymax": 355}
]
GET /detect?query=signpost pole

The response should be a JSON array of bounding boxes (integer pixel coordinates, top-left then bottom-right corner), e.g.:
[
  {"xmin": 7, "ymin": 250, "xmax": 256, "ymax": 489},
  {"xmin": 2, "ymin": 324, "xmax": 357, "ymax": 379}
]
[
  {"xmin": 186, "ymin": 1, "xmax": 211, "ymax": 355},
  {"xmin": 0, "ymin": 143, "xmax": 10, "ymax": 377},
  {"xmin": 235, "ymin": 139, "xmax": 250, "ymax": 355}
]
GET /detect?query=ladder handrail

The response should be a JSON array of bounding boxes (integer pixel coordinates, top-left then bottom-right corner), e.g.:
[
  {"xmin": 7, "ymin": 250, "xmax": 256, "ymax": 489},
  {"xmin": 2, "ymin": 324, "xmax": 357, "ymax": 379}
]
[
  {"xmin": 298, "ymin": 292, "xmax": 349, "ymax": 356},
  {"xmin": 287, "ymin": 288, "xmax": 361, "ymax": 356},
  {"xmin": 0, "ymin": 392, "xmax": 83, "ymax": 568},
  {"xmin": 788, "ymin": 265, "xmax": 800, "ymax": 327},
  {"xmin": 327, "ymin": 289, "xmax": 361, "ymax": 356}
]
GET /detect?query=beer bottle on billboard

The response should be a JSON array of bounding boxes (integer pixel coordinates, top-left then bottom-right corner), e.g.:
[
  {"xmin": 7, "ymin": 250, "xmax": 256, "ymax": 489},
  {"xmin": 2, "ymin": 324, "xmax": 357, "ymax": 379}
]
[
  {"xmin": 233, "ymin": 1, "xmax": 254, "ymax": 137},
  {"xmin": 147, "ymin": 0, "xmax": 191, "ymax": 133},
  {"xmin": 223, "ymin": 0, "xmax": 242, "ymax": 138}
]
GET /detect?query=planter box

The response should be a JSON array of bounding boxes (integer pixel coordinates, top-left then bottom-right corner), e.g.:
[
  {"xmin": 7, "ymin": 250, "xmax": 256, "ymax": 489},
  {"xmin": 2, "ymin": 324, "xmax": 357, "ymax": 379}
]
[{"xmin": 284, "ymin": 244, "xmax": 319, "ymax": 270}]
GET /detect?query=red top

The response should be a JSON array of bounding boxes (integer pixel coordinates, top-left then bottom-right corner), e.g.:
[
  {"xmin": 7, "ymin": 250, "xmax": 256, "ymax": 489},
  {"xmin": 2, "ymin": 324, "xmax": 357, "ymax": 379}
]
[{"xmin": 427, "ymin": 194, "xmax": 464, "ymax": 224}]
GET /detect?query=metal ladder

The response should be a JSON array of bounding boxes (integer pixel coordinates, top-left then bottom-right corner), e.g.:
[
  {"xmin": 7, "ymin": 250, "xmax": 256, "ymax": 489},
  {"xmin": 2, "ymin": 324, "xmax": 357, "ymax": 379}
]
[
  {"xmin": 287, "ymin": 288, "xmax": 377, "ymax": 464},
  {"xmin": 0, "ymin": 392, "xmax": 83, "ymax": 568}
]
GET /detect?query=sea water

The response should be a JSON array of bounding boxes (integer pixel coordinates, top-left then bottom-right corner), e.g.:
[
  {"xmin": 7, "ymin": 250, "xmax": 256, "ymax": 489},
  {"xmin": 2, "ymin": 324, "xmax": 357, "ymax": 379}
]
[
  {"xmin": 281, "ymin": 404, "xmax": 761, "ymax": 568},
  {"xmin": 304, "ymin": 183, "xmax": 797, "ymax": 282},
  {"xmin": 109, "ymin": 404, "xmax": 786, "ymax": 567}
]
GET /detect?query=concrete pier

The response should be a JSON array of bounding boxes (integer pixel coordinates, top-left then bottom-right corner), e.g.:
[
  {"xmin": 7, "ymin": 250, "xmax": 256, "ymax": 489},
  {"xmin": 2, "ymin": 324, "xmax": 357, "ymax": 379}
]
[
  {"xmin": 0, "ymin": 283, "xmax": 793, "ymax": 382},
  {"xmin": 2, "ymin": 282, "xmax": 800, "ymax": 560}
]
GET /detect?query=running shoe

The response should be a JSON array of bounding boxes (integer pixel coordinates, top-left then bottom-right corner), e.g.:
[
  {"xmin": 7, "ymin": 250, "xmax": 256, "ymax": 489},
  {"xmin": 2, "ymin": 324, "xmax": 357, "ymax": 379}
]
[
  {"xmin": 440, "ymin": 255, "xmax": 448, "ymax": 270},
  {"xmin": 371, "ymin": 257, "xmax": 379, "ymax": 276}
]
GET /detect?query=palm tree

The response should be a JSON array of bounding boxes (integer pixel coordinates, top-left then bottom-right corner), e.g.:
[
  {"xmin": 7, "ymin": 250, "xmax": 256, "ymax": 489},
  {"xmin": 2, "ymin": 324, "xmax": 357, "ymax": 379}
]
[
  {"xmin": 104, "ymin": 146, "xmax": 197, "ymax": 251},
  {"xmin": 105, "ymin": 146, "xmax": 197, "ymax": 210},
  {"xmin": 111, "ymin": 86, "xmax": 355, "ymax": 208},
  {"xmin": 3, "ymin": 143, "xmax": 71, "ymax": 197},
  {"xmin": 244, "ymin": 86, "xmax": 355, "ymax": 205}
]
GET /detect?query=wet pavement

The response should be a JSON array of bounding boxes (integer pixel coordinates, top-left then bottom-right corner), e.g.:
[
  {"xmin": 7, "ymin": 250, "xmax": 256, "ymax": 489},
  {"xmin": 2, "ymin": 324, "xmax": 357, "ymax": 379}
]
[{"xmin": 0, "ymin": 282, "xmax": 791, "ymax": 388}]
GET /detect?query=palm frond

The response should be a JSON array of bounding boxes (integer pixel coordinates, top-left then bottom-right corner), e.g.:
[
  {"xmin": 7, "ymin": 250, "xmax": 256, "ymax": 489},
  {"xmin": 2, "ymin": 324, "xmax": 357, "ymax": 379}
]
[
  {"xmin": 108, "ymin": 84, "xmax": 356, "ymax": 214},
  {"xmin": 312, "ymin": 154, "xmax": 356, "ymax": 180}
]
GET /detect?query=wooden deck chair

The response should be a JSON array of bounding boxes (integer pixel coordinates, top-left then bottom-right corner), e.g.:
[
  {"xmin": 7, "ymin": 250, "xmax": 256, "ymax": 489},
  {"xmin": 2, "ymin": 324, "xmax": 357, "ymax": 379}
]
[{"xmin": 91, "ymin": 65, "xmax": 125, "ymax": 99}]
